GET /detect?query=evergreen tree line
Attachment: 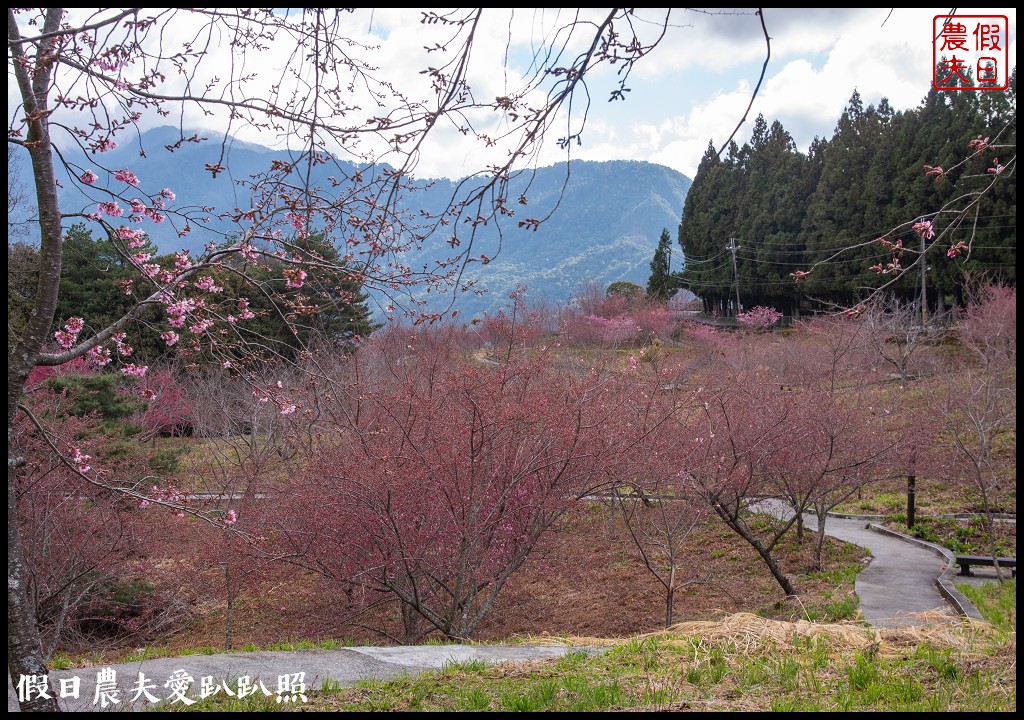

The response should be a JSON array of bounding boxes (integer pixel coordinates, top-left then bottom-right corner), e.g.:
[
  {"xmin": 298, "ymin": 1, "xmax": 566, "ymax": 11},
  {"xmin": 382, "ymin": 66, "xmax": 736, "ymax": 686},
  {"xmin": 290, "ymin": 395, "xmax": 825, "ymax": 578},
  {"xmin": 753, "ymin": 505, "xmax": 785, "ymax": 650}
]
[
  {"xmin": 8, "ymin": 225, "xmax": 379, "ymax": 364},
  {"xmin": 671, "ymin": 72, "xmax": 1016, "ymax": 318}
]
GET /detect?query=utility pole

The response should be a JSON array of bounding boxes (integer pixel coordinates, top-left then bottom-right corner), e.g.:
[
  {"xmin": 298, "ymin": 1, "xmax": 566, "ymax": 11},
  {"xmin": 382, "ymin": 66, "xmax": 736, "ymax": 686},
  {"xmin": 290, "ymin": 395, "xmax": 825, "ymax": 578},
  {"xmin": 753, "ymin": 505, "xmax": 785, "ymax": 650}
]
[
  {"xmin": 728, "ymin": 237, "xmax": 741, "ymax": 317},
  {"xmin": 919, "ymin": 232, "xmax": 928, "ymax": 325}
]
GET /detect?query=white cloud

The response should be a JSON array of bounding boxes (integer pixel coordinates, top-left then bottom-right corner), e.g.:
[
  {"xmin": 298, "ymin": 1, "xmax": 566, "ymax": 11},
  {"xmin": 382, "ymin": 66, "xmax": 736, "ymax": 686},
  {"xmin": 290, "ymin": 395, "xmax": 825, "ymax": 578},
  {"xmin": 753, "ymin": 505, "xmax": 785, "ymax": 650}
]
[
  {"xmin": 17, "ymin": 8, "xmax": 1015, "ymax": 183},
  {"xmin": 584, "ymin": 7, "xmax": 1017, "ymax": 179}
]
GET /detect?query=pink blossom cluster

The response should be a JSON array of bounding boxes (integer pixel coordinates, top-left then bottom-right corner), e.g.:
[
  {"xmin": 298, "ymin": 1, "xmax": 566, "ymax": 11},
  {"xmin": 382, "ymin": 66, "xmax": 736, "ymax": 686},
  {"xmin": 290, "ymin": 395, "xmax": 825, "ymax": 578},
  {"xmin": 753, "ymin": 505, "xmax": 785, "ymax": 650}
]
[
  {"xmin": 121, "ymin": 363, "xmax": 148, "ymax": 378},
  {"xmin": 112, "ymin": 332, "xmax": 133, "ymax": 357},
  {"xmin": 95, "ymin": 55, "xmax": 124, "ymax": 73},
  {"xmin": 87, "ymin": 345, "xmax": 112, "ymax": 366},
  {"xmin": 912, "ymin": 220, "xmax": 935, "ymax": 240},
  {"xmin": 968, "ymin": 135, "xmax": 990, "ymax": 152},
  {"xmin": 737, "ymin": 306, "xmax": 783, "ymax": 330},
  {"xmin": 869, "ymin": 259, "xmax": 903, "ymax": 275},
  {"xmin": 98, "ymin": 201, "xmax": 124, "ymax": 217},
  {"xmin": 139, "ymin": 484, "xmax": 187, "ymax": 514},
  {"xmin": 113, "ymin": 168, "xmax": 140, "ymax": 187},
  {"xmin": 283, "ymin": 268, "xmax": 307, "ymax": 288},
  {"xmin": 114, "ymin": 226, "xmax": 148, "ymax": 248},
  {"xmin": 71, "ymin": 448, "xmax": 92, "ymax": 474},
  {"xmin": 54, "ymin": 317, "xmax": 85, "ymax": 350},
  {"xmin": 922, "ymin": 164, "xmax": 945, "ymax": 182},
  {"xmin": 189, "ymin": 319, "xmax": 215, "ymax": 334},
  {"xmin": 238, "ymin": 243, "xmax": 259, "ymax": 262},
  {"xmin": 194, "ymin": 276, "xmax": 223, "ymax": 293},
  {"xmin": 237, "ymin": 299, "xmax": 256, "ymax": 320},
  {"xmin": 947, "ymin": 241, "xmax": 969, "ymax": 259},
  {"xmin": 129, "ymin": 250, "xmax": 151, "ymax": 266},
  {"xmin": 166, "ymin": 298, "xmax": 197, "ymax": 327}
]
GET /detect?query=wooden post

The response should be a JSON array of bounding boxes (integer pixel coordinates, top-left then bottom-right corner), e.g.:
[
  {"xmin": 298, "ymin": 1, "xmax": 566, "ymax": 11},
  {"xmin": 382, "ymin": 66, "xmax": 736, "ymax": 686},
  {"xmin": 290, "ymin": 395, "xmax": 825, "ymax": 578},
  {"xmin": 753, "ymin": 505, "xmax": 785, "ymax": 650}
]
[{"xmin": 906, "ymin": 475, "xmax": 916, "ymax": 528}]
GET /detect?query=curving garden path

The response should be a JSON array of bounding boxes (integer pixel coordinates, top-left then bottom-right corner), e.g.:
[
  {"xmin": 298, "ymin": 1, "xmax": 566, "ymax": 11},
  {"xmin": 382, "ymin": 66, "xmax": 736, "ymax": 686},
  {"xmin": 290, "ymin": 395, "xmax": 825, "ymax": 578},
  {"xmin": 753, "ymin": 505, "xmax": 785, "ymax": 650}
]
[{"xmin": 8, "ymin": 505, "xmax": 993, "ymax": 712}]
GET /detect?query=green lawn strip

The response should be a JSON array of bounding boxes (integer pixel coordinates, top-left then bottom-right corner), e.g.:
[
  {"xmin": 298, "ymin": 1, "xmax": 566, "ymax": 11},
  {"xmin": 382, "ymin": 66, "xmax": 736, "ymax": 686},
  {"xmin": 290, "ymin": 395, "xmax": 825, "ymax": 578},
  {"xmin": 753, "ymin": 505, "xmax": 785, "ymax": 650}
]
[{"xmin": 148, "ymin": 581, "xmax": 1017, "ymax": 712}]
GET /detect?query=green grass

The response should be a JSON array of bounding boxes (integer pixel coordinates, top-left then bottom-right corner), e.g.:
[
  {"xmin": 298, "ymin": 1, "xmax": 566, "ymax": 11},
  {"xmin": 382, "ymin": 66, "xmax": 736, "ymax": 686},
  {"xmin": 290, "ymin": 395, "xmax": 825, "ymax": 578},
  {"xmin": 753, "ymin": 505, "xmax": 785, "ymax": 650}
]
[
  {"xmin": 148, "ymin": 583, "xmax": 1016, "ymax": 713},
  {"xmin": 61, "ymin": 636, "xmax": 360, "ymax": 669},
  {"xmin": 47, "ymin": 652, "xmax": 74, "ymax": 671},
  {"xmin": 882, "ymin": 515, "xmax": 1017, "ymax": 557},
  {"xmin": 957, "ymin": 578, "xmax": 1016, "ymax": 633}
]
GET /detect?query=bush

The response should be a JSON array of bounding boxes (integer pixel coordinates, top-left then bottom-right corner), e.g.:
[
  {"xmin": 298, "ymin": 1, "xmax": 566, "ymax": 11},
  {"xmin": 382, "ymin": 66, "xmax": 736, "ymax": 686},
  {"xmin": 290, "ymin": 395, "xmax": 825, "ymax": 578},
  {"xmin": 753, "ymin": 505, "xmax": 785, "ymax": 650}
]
[
  {"xmin": 737, "ymin": 306, "xmax": 783, "ymax": 331},
  {"xmin": 43, "ymin": 374, "xmax": 146, "ymax": 422}
]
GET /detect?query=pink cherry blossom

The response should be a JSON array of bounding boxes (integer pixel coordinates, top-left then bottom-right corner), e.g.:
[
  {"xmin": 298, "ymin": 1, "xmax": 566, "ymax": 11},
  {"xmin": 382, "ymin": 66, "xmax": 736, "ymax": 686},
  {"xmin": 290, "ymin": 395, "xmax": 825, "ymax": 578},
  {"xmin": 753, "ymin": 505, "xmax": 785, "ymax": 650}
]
[
  {"xmin": 121, "ymin": 363, "xmax": 148, "ymax": 378},
  {"xmin": 54, "ymin": 317, "xmax": 85, "ymax": 349},
  {"xmin": 87, "ymin": 345, "xmax": 112, "ymax": 366},
  {"xmin": 79, "ymin": 169, "xmax": 98, "ymax": 185},
  {"xmin": 947, "ymin": 241, "xmax": 969, "ymax": 259},
  {"xmin": 71, "ymin": 448, "xmax": 92, "ymax": 473},
  {"xmin": 113, "ymin": 168, "xmax": 140, "ymax": 187},
  {"xmin": 98, "ymin": 201, "xmax": 124, "ymax": 217},
  {"xmin": 283, "ymin": 268, "xmax": 307, "ymax": 288},
  {"xmin": 194, "ymin": 276, "xmax": 223, "ymax": 293},
  {"xmin": 912, "ymin": 220, "xmax": 935, "ymax": 240}
]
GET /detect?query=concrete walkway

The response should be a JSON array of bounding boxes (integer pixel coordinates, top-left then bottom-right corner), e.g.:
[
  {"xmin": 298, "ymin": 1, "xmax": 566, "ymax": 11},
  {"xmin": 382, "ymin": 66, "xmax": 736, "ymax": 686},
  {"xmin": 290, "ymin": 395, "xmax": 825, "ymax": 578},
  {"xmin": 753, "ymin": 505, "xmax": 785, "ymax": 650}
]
[
  {"xmin": 8, "ymin": 507, "xmax": 998, "ymax": 712},
  {"xmin": 8, "ymin": 644, "xmax": 591, "ymax": 712},
  {"xmin": 810, "ymin": 513, "xmax": 983, "ymax": 627},
  {"xmin": 754, "ymin": 499, "xmax": 987, "ymax": 628}
]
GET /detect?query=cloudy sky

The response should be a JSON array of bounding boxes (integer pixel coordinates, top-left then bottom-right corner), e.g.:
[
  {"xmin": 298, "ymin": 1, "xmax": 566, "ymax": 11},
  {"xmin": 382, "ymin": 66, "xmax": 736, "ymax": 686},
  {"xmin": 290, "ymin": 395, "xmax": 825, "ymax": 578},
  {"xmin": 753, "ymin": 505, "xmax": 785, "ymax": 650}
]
[
  {"xmin": 325, "ymin": 7, "xmax": 1016, "ymax": 181},
  {"xmin": 380, "ymin": 7, "xmax": 1018, "ymax": 180},
  {"xmin": 18, "ymin": 8, "xmax": 1018, "ymax": 182}
]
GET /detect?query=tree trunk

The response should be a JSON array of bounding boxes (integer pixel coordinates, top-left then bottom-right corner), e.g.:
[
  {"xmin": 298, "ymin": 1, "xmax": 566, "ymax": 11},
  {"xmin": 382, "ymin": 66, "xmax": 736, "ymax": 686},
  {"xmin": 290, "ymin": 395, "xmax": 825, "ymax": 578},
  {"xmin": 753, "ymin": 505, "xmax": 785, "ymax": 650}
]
[
  {"xmin": 812, "ymin": 508, "xmax": 828, "ymax": 571},
  {"xmin": 906, "ymin": 475, "xmax": 916, "ymax": 529},
  {"xmin": 665, "ymin": 584, "xmax": 675, "ymax": 628},
  {"xmin": 9, "ymin": 8, "xmax": 66, "ymax": 710},
  {"xmin": 723, "ymin": 517, "xmax": 796, "ymax": 596},
  {"xmin": 224, "ymin": 564, "xmax": 234, "ymax": 651},
  {"xmin": 9, "ymin": 439, "xmax": 60, "ymax": 712}
]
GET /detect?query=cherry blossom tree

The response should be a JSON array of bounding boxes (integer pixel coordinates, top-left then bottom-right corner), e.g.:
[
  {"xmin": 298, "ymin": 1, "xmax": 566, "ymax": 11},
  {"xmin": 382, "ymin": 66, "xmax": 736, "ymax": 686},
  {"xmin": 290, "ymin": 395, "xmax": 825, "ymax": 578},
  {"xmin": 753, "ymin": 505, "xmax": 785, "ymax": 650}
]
[
  {"xmin": 858, "ymin": 295, "xmax": 942, "ymax": 384},
  {"xmin": 932, "ymin": 284, "xmax": 1016, "ymax": 579},
  {"xmin": 611, "ymin": 381, "xmax": 713, "ymax": 626},
  {"xmin": 286, "ymin": 325, "xmax": 616, "ymax": 640},
  {"xmin": 11, "ymin": 387, "xmax": 181, "ymax": 659},
  {"xmin": 768, "ymin": 316, "xmax": 911, "ymax": 569},
  {"xmin": 8, "ymin": 7, "xmax": 685, "ymax": 710}
]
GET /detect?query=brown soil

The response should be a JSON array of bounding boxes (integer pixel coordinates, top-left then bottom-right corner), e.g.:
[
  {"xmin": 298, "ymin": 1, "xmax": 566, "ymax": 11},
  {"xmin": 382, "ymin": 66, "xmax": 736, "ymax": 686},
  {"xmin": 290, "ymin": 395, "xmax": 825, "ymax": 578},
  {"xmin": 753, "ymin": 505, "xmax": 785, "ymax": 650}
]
[{"xmin": 71, "ymin": 502, "xmax": 871, "ymax": 663}]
